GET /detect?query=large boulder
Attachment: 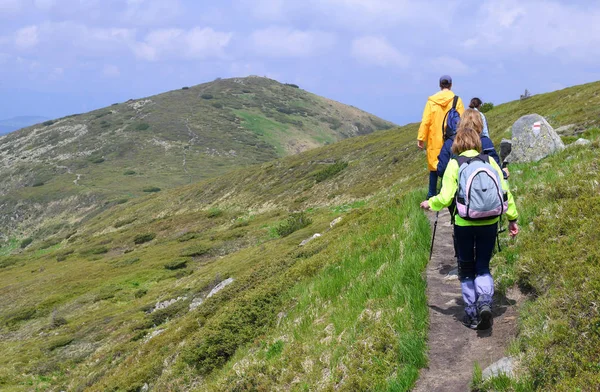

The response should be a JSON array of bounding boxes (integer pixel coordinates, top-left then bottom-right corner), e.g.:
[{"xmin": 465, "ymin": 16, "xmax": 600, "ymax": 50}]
[{"xmin": 506, "ymin": 114, "xmax": 564, "ymax": 163}]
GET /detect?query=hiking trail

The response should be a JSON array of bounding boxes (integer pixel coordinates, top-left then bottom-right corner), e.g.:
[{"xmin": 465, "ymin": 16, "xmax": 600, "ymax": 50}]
[{"xmin": 413, "ymin": 209, "xmax": 522, "ymax": 392}]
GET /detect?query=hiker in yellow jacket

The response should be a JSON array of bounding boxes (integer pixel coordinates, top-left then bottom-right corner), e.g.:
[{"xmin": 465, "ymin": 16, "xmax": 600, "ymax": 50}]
[{"xmin": 417, "ymin": 75, "xmax": 464, "ymax": 197}]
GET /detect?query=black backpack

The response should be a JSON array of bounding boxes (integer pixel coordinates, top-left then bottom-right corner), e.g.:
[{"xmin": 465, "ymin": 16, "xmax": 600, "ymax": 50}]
[{"xmin": 442, "ymin": 95, "xmax": 460, "ymax": 141}]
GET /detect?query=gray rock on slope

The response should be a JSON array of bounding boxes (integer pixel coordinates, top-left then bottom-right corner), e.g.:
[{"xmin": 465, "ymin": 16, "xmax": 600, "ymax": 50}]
[{"xmin": 506, "ymin": 114, "xmax": 564, "ymax": 163}]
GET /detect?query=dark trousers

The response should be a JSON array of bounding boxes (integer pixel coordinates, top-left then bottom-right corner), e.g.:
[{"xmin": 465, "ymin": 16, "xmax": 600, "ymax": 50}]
[
  {"xmin": 427, "ymin": 171, "xmax": 438, "ymax": 198},
  {"xmin": 454, "ymin": 223, "xmax": 498, "ymax": 280}
]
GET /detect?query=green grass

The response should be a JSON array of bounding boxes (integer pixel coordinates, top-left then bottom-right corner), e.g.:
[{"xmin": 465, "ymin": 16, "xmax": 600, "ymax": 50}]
[
  {"xmin": 488, "ymin": 136, "xmax": 600, "ymax": 390},
  {"xmin": 202, "ymin": 190, "xmax": 430, "ymax": 391}
]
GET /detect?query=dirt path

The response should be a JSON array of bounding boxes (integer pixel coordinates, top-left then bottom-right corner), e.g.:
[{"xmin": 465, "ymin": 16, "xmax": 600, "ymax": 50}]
[{"xmin": 413, "ymin": 210, "xmax": 521, "ymax": 392}]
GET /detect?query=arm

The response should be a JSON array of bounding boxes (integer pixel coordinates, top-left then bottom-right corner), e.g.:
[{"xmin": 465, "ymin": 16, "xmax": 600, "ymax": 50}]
[
  {"xmin": 428, "ymin": 159, "xmax": 459, "ymax": 211},
  {"xmin": 437, "ymin": 139, "xmax": 453, "ymax": 177},
  {"xmin": 417, "ymin": 101, "xmax": 432, "ymax": 146}
]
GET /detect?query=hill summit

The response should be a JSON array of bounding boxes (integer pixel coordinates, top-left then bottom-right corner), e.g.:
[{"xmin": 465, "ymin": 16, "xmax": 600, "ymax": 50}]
[{"xmin": 0, "ymin": 76, "xmax": 394, "ymax": 237}]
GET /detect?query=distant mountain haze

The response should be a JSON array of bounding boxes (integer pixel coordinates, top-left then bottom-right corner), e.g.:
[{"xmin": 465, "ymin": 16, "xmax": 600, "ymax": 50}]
[{"xmin": 0, "ymin": 116, "xmax": 49, "ymax": 135}]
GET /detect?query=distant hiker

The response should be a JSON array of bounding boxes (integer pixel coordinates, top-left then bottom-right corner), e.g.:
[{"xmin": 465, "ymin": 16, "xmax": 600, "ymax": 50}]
[
  {"xmin": 420, "ymin": 126, "xmax": 519, "ymax": 330},
  {"xmin": 417, "ymin": 75, "xmax": 465, "ymax": 198},
  {"xmin": 469, "ymin": 97, "xmax": 490, "ymax": 137}
]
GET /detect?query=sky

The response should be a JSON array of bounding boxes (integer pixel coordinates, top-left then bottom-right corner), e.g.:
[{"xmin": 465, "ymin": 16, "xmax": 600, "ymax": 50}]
[{"xmin": 1, "ymin": 0, "xmax": 600, "ymax": 126}]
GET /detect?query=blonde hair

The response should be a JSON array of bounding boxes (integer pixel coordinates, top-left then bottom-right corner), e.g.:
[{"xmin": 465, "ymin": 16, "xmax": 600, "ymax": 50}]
[
  {"xmin": 452, "ymin": 127, "xmax": 482, "ymax": 155},
  {"xmin": 457, "ymin": 108, "xmax": 483, "ymax": 135}
]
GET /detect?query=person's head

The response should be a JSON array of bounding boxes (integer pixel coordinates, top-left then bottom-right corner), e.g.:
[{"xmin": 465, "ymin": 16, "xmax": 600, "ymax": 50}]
[
  {"xmin": 452, "ymin": 127, "xmax": 482, "ymax": 155},
  {"xmin": 457, "ymin": 108, "xmax": 483, "ymax": 135},
  {"xmin": 439, "ymin": 75, "xmax": 452, "ymax": 90},
  {"xmin": 469, "ymin": 97, "xmax": 483, "ymax": 109}
]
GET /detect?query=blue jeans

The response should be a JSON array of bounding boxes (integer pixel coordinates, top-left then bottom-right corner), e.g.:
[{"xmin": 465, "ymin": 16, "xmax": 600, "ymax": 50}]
[
  {"xmin": 454, "ymin": 223, "xmax": 498, "ymax": 317},
  {"xmin": 427, "ymin": 171, "xmax": 438, "ymax": 198}
]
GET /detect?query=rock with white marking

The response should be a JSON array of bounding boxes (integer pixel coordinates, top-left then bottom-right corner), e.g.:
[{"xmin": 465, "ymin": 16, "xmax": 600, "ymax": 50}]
[{"xmin": 207, "ymin": 278, "xmax": 234, "ymax": 298}]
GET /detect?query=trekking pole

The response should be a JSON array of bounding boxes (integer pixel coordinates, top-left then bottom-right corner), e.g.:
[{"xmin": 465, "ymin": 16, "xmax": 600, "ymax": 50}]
[{"xmin": 429, "ymin": 210, "xmax": 439, "ymax": 261}]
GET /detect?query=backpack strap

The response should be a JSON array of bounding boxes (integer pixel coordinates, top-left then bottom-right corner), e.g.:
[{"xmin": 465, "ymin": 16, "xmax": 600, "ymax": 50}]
[{"xmin": 452, "ymin": 95, "xmax": 459, "ymax": 109}]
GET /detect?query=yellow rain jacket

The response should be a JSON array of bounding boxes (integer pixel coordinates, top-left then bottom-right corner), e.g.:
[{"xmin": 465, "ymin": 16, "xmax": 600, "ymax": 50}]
[{"xmin": 417, "ymin": 90, "xmax": 465, "ymax": 171}]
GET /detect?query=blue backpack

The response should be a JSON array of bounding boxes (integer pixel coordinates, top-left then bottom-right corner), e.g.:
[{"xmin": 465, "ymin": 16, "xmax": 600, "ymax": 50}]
[{"xmin": 442, "ymin": 95, "xmax": 460, "ymax": 140}]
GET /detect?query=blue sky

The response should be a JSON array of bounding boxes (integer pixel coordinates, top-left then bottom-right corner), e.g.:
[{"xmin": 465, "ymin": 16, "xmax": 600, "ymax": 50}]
[{"xmin": 1, "ymin": 0, "xmax": 600, "ymax": 125}]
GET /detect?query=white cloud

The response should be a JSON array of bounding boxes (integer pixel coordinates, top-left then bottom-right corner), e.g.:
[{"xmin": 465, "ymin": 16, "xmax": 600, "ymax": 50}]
[
  {"xmin": 466, "ymin": 0, "xmax": 600, "ymax": 61},
  {"xmin": 430, "ymin": 56, "xmax": 472, "ymax": 76},
  {"xmin": 250, "ymin": 27, "xmax": 336, "ymax": 58},
  {"xmin": 351, "ymin": 36, "xmax": 409, "ymax": 68},
  {"xmin": 103, "ymin": 64, "xmax": 120, "ymax": 78},
  {"xmin": 122, "ymin": 0, "xmax": 183, "ymax": 25},
  {"xmin": 0, "ymin": 0, "xmax": 20, "ymax": 15},
  {"xmin": 133, "ymin": 27, "xmax": 232, "ymax": 61},
  {"xmin": 33, "ymin": 0, "xmax": 56, "ymax": 11},
  {"xmin": 15, "ymin": 26, "xmax": 39, "ymax": 49}
]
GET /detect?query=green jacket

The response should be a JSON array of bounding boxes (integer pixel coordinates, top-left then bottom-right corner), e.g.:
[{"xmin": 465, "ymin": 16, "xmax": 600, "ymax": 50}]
[{"xmin": 428, "ymin": 150, "xmax": 518, "ymax": 226}]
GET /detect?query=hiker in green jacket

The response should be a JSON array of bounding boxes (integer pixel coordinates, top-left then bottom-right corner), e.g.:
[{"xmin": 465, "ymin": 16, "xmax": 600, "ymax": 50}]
[{"xmin": 420, "ymin": 124, "xmax": 519, "ymax": 330}]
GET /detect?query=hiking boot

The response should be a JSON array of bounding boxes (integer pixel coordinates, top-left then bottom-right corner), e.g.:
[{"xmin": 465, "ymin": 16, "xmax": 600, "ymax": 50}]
[
  {"xmin": 462, "ymin": 314, "xmax": 478, "ymax": 330},
  {"xmin": 477, "ymin": 305, "xmax": 493, "ymax": 330}
]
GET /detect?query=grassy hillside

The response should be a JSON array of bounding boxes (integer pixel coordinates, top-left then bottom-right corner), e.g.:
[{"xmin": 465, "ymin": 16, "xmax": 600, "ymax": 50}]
[
  {"xmin": 1, "ymin": 80, "xmax": 600, "ymax": 391},
  {"xmin": 0, "ymin": 76, "xmax": 394, "ymax": 239}
]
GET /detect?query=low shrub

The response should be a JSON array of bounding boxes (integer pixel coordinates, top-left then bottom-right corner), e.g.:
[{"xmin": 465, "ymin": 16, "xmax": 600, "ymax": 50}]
[
  {"xmin": 142, "ymin": 187, "xmax": 161, "ymax": 193},
  {"xmin": 164, "ymin": 260, "xmax": 188, "ymax": 270},
  {"xmin": 20, "ymin": 237, "xmax": 33, "ymax": 249},
  {"xmin": 207, "ymin": 208, "xmax": 223, "ymax": 218},
  {"xmin": 178, "ymin": 232, "xmax": 199, "ymax": 242},
  {"xmin": 212, "ymin": 102, "xmax": 224, "ymax": 109},
  {"xmin": 46, "ymin": 336, "xmax": 74, "ymax": 351},
  {"xmin": 134, "ymin": 233, "xmax": 156, "ymax": 245},
  {"xmin": 39, "ymin": 238, "xmax": 61, "ymax": 250},
  {"xmin": 150, "ymin": 299, "xmax": 188, "ymax": 325},
  {"xmin": 276, "ymin": 212, "xmax": 312, "ymax": 237},
  {"xmin": 180, "ymin": 244, "xmax": 210, "ymax": 257},
  {"xmin": 5, "ymin": 306, "xmax": 37, "ymax": 326},
  {"xmin": 135, "ymin": 123, "xmax": 150, "ymax": 131},
  {"xmin": 114, "ymin": 217, "xmax": 136, "ymax": 228},
  {"xmin": 480, "ymin": 102, "xmax": 494, "ymax": 113},
  {"xmin": 32, "ymin": 180, "xmax": 45, "ymax": 187},
  {"xmin": 314, "ymin": 161, "xmax": 348, "ymax": 183},
  {"xmin": 90, "ymin": 157, "xmax": 105, "ymax": 164},
  {"xmin": 182, "ymin": 86, "xmax": 190, "ymax": 90},
  {"xmin": 80, "ymin": 246, "xmax": 109, "ymax": 255},
  {"xmin": 43, "ymin": 120, "xmax": 55, "ymax": 126},
  {"xmin": 201, "ymin": 94, "xmax": 214, "ymax": 100},
  {"xmin": 123, "ymin": 170, "xmax": 136, "ymax": 175},
  {"xmin": 284, "ymin": 83, "xmax": 300, "ymax": 88}
]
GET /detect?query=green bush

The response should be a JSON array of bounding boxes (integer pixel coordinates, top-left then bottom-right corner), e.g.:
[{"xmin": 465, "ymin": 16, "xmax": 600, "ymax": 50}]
[
  {"xmin": 180, "ymin": 244, "xmax": 210, "ymax": 257},
  {"xmin": 114, "ymin": 217, "xmax": 136, "ymax": 228},
  {"xmin": 276, "ymin": 212, "xmax": 312, "ymax": 237},
  {"xmin": 150, "ymin": 299, "xmax": 188, "ymax": 325},
  {"xmin": 20, "ymin": 238, "xmax": 33, "ymax": 249},
  {"xmin": 134, "ymin": 233, "xmax": 156, "ymax": 245},
  {"xmin": 4, "ymin": 306, "xmax": 37, "ymax": 326},
  {"xmin": 80, "ymin": 246, "xmax": 109, "ymax": 255},
  {"xmin": 142, "ymin": 187, "xmax": 161, "ymax": 193},
  {"xmin": 32, "ymin": 180, "xmax": 45, "ymax": 187},
  {"xmin": 46, "ymin": 336, "xmax": 74, "ymax": 351},
  {"xmin": 164, "ymin": 259, "xmax": 188, "ymax": 270},
  {"xmin": 284, "ymin": 83, "xmax": 300, "ymax": 88},
  {"xmin": 211, "ymin": 102, "xmax": 224, "ymax": 109},
  {"xmin": 123, "ymin": 170, "xmax": 136, "ymax": 175},
  {"xmin": 178, "ymin": 232, "xmax": 199, "ymax": 242},
  {"xmin": 207, "ymin": 208, "xmax": 223, "ymax": 218},
  {"xmin": 39, "ymin": 238, "xmax": 60, "ymax": 250},
  {"xmin": 201, "ymin": 94, "xmax": 214, "ymax": 100},
  {"xmin": 43, "ymin": 120, "xmax": 55, "ymax": 126},
  {"xmin": 314, "ymin": 161, "xmax": 348, "ymax": 183},
  {"xmin": 182, "ymin": 86, "xmax": 190, "ymax": 90},
  {"xmin": 135, "ymin": 123, "xmax": 150, "ymax": 131},
  {"xmin": 480, "ymin": 102, "xmax": 494, "ymax": 113},
  {"xmin": 90, "ymin": 157, "xmax": 105, "ymax": 164}
]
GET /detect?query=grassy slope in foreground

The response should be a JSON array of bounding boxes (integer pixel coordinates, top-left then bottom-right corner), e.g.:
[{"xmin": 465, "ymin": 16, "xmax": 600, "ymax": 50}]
[{"xmin": 474, "ymin": 130, "xmax": 600, "ymax": 391}]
